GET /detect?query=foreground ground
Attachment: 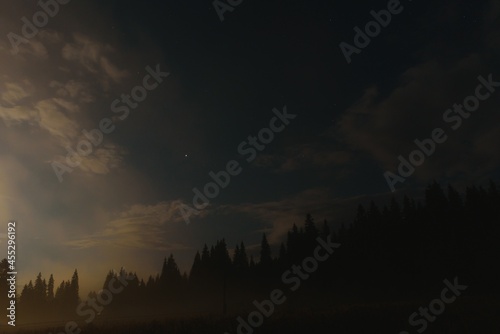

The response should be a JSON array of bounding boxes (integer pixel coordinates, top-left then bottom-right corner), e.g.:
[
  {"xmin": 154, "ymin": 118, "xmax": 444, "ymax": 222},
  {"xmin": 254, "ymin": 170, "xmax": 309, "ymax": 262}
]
[{"xmin": 4, "ymin": 296, "xmax": 499, "ymax": 334}]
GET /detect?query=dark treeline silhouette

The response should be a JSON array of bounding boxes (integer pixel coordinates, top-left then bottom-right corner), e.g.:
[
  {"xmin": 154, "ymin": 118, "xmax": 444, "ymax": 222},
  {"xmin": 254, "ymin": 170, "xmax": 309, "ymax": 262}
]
[
  {"xmin": 0, "ymin": 265, "xmax": 80, "ymax": 324},
  {"xmin": 2, "ymin": 181, "xmax": 499, "ymax": 326}
]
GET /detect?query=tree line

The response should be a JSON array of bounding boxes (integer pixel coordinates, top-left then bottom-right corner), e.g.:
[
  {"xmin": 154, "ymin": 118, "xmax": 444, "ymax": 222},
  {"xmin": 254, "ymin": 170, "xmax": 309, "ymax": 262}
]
[{"xmin": 1, "ymin": 180, "xmax": 499, "ymax": 324}]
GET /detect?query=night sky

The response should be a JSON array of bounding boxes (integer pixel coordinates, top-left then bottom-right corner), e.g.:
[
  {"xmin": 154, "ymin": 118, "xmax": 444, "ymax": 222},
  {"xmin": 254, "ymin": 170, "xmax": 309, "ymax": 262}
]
[{"xmin": 0, "ymin": 0, "xmax": 499, "ymax": 296}]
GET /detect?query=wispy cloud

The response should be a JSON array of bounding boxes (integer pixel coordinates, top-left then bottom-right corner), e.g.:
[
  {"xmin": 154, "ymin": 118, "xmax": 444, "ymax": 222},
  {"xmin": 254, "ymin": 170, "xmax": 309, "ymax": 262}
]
[
  {"xmin": 218, "ymin": 187, "xmax": 361, "ymax": 244},
  {"xmin": 65, "ymin": 201, "xmax": 189, "ymax": 252},
  {"xmin": 61, "ymin": 33, "xmax": 130, "ymax": 87},
  {"xmin": 255, "ymin": 143, "xmax": 351, "ymax": 172}
]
